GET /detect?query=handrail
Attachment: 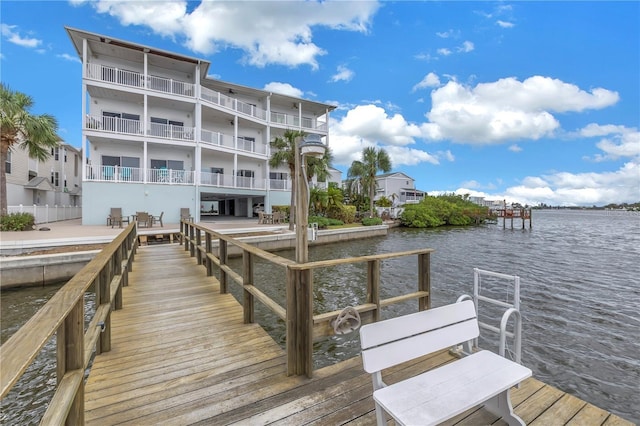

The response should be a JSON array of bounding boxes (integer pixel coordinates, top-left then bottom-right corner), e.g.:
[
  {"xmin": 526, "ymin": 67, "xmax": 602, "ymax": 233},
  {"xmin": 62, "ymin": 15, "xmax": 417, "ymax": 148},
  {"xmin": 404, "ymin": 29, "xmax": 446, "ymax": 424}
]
[
  {"xmin": 0, "ymin": 222, "xmax": 138, "ymax": 424},
  {"xmin": 180, "ymin": 220, "xmax": 432, "ymax": 377}
]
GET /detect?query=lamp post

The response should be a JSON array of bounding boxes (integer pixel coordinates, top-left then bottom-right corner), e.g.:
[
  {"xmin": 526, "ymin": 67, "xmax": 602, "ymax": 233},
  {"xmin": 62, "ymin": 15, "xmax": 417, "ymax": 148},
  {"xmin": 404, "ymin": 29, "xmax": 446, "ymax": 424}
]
[
  {"xmin": 288, "ymin": 133, "xmax": 326, "ymax": 377},
  {"xmin": 294, "ymin": 134, "xmax": 326, "ymax": 263}
]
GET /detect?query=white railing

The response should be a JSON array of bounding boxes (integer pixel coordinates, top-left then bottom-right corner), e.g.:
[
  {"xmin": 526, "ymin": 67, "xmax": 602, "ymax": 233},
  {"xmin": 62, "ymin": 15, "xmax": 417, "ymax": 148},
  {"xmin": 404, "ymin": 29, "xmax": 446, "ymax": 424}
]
[
  {"xmin": 86, "ymin": 63, "xmax": 144, "ymax": 88},
  {"xmin": 85, "ymin": 115, "xmax": 143, "ymax": 136},
  {"xmin": 235, "ymin": 99, "xmax": 267, "ymax": 120},
  {"xmin": 236, "ymin": 137, "xmax": 267, "ymax": 155},
  {"xmin": 148, "ymin": 123, "xmax": 195, "ymax": 141},
  {"xmin": 147, "ymin": 169, "xmax": 194, "ymax": 184},
  {"xmin": 86, "ymin": 63, "xmax": 194, "ymax": 97},
  {"xmin": 86, "ymin": 165, "xmax": 144, "ymax": 182},
  {"xmin": 236, "ymin": 175, "xmax": 265, "ymax": 189},
  {"xmin": 201, "ymin": 86, "xmax": 235, "ymax": 109},
  {"xmin": 201, "ymin": 129, "xmax": 235, "ymax": 149},
  {"xmin": 147, "ymin": 75, "xmax": 194, "ymax": 97},
  {"xmin": 7, "ymin": 205, "xmax": 82, "ymax": 224},
  {"xmin": 200, "ymin": 172, "xmax": 235, "ymax": 187},
  {"xmin": 269, "ymin": 179, "xmax": 291, "ymax": 191}
]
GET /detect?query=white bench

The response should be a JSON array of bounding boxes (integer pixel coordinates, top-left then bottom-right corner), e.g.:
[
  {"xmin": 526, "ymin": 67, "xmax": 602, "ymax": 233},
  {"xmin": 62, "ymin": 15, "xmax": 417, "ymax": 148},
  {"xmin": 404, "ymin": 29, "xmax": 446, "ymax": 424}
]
[{"xmin": 360, "ymin": 300, "xmax": 532, "ymax": 426}]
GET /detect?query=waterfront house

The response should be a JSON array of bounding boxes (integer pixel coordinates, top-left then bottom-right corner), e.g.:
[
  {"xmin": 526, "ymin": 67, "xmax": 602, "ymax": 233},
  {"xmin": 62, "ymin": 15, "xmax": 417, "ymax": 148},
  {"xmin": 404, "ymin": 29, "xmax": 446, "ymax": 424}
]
[
  {"xmin": 374, "ymin": 172, "xmax": 426, "ymax": 204},
  {"xmin": 65, "ymin": 27, "xmax": 335, "ymax": 225}
]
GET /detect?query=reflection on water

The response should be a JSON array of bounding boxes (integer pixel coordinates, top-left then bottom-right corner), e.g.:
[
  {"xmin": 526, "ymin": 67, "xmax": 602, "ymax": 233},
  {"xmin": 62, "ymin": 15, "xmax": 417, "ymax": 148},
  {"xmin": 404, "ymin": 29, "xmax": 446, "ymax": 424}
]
[{"xmin": 2, "ymin": 210, "xmax": 639, "ymax": 423}]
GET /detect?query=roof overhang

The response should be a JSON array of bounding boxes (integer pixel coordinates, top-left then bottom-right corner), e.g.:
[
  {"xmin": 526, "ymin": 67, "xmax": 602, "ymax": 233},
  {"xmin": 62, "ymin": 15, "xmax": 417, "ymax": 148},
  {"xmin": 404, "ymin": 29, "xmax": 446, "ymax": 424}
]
[{"xmin": 24, "ymin": 177, "xmax": 55, "ymax": 191}]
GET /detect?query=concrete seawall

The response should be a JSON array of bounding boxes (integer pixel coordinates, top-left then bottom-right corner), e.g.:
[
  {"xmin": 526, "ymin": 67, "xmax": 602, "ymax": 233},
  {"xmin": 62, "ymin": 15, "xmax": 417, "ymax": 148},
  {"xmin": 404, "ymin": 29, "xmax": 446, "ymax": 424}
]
[{"xmin": 0, "ymin": 225, "xmax": 388, "ymax": 289}]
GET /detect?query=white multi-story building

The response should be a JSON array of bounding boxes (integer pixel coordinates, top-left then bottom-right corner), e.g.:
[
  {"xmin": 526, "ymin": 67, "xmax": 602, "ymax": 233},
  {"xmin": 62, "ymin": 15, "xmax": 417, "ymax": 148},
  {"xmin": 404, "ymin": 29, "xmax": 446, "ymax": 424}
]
[
  {"xmin": 66, "ymin": 27, "xmax": 335, "ymax": 225},
  {"xmin": 5, "ymin": 141, "xmax": 82, "ymax": 209},
  {"xmin": 374, "ymin": 172, "xmax": 426, "ymax": 205}
]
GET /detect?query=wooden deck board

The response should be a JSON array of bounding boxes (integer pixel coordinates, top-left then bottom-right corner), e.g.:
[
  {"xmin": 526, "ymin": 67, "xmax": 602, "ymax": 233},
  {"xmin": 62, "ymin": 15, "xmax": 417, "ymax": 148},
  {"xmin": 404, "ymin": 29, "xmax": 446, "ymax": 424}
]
[{"xmin": 85, "ymin": 243, "xmax": 633, "ymax": 425}]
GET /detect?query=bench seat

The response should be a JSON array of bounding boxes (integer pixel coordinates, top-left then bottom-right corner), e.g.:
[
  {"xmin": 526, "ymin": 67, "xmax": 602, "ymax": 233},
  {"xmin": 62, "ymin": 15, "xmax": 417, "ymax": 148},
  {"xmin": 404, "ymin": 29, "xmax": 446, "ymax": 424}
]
[
  {"xmin": 360, "ymin": 300, "xmax": 532, "ymax": 426},
  {"xmin": 374, "ymin": 350, "xmax": 531, "ymax": 425}
]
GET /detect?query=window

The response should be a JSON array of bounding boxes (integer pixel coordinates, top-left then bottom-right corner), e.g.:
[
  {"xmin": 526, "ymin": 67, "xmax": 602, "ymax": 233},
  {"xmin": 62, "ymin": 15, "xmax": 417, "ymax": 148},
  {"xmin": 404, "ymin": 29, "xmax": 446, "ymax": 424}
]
[
  {"xmin": 236, "ymin": 169, "xmax": 254, "ymax": 178},
  {"xmin": 211, "ymin": 167, "xmax": 223, "ymax": 174},
  {"xmin": 51, "ymin": 171, "xmax": 59, "ymax": 187},
  {"xmin": 5, "ymin": 151, "xmax": 11, "ymax": 174},
  {"xmin": 151, "ymin": 159, "xmax": 184, "ymax": 170},
  {"xmin": 103, "ymin": 111, "xmax": 140, "ymax": 133},
  {"xmin": 270, "ymin": 172, "xmax": 287, "ymax": 180},
  {"xmin": 53, "ymin": 147, "xmax": 59, "ymax": 161}
]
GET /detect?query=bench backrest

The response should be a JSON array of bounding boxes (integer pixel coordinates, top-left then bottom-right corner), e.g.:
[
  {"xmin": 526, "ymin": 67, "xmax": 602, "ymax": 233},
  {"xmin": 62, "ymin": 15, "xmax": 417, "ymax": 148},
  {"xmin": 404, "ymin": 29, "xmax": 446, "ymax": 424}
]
[{"xmin": 360, "ymin": 300, "xmax": 479, "ymax": 373}]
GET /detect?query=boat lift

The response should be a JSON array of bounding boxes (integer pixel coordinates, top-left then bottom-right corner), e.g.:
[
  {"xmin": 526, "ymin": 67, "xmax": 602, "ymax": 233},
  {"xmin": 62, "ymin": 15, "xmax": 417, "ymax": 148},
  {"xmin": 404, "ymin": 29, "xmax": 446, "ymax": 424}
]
[{"xmin": 457, "ymin": 268, "xmax": 523, "ymax": 365}]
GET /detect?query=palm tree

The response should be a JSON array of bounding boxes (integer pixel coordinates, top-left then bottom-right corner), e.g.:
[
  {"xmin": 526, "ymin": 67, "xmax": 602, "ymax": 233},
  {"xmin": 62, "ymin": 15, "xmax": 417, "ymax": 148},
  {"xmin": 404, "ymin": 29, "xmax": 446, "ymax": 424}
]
[
  {"xmin": 269, "ymin": 129, "xmax": 305, "ymax": 231},
  {"xmin": 347, "ymin": 147, "xmax": 392, "ymax": 218},
  {"xmin": 0, "ymin": 84, "xmax": 60, "ymax": 215},
  {"xmin": 270, "ymin": 130, "xmax": 333, "ymax": 230}
]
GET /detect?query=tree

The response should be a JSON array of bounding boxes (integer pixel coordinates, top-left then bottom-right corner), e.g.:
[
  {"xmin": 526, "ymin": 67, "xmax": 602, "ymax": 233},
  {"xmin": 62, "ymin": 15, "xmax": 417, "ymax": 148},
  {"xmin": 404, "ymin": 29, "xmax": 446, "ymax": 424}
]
[
  {"xmin": 1, "ymin": 84, "xmax": 60, "ymax": 215},
  {"xmin": 269, "ymin": 129, "xmax": 303, "ymax": 230},
  {"xmin": 347, "ymin": 147, "xmax": 392, "ymax": 218}
]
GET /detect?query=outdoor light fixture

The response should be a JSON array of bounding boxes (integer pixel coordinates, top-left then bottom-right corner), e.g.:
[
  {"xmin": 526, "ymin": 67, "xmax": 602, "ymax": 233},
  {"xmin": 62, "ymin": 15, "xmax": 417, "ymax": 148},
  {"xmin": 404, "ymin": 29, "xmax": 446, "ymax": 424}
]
[{"xmin": 299, "ymin": 134, "xmax": 326, "ymax": 159}]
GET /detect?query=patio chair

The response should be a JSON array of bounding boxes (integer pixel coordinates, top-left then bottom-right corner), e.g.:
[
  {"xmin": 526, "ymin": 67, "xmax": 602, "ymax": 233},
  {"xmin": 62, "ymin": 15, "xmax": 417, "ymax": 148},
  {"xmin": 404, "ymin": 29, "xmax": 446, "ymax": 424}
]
[
  {"xmin": 180, "ymin": 208, "xmax": 193, "ymax": 222},
  {"xmin": 136, "ymin": 212, "xmax": 152, "ymax": 228},
  {"xmin": 109, "ymin": 207, "xmax": 130, "ymax": 228},
  {"xmin": 152, "ymin": 211, "xmax": 164, "ymax": 227}
]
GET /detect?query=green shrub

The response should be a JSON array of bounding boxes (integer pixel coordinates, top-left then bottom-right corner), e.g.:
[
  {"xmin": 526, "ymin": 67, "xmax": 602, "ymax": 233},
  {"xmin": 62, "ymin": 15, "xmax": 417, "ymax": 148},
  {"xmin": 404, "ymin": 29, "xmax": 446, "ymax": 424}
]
[
  {"xmin": 362, "ymin": 217, "xmax": 383, "ymax": 226},
  {"xmin": 0, "ymin": 212, "xmax": 36, "ymax": 231},
  {"xmin": 328, "ymin": 204, "xmax": 356, "ymax": 223},
  {"xmin": 308, "ymin": 216, "xmax": 344, "ymax": 229}
]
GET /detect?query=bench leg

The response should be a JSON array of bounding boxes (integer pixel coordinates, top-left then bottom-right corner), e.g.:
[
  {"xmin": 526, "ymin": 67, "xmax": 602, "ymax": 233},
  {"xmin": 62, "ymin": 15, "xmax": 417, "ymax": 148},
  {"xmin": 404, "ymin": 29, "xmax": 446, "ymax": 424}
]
[
  {"xmin": 374, "ymin": 402, "xmax": 386, "ymax": 426},
  {"xmin": 484, "ymin": 389, "xmax": 525, "ymax": 426}
]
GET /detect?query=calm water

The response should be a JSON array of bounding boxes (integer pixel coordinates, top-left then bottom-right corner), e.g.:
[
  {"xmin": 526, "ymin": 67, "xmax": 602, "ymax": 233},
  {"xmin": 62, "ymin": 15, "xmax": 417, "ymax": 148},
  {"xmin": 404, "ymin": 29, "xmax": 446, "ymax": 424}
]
[{"xmin": 2, "ymin": 210, "xmax": 639, "ymax": 423}]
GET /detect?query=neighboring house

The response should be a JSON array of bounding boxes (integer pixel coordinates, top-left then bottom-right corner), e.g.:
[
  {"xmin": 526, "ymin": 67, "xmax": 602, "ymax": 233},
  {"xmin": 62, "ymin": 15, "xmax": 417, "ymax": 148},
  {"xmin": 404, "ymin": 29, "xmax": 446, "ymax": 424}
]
[
  {"xmin": 316, "ymin": 167, "xmax": 343, "ymax": 189},
  {"xmin": 5, "ymin": 142, "xmax": 82, "ymax": 208},
  {"xmin": 66, "ymin": 27, "xmax": 335, "ymax": 225},
  {"xmin": 374, "ymin": 172, "xmax": 426, "ymax": 205}
]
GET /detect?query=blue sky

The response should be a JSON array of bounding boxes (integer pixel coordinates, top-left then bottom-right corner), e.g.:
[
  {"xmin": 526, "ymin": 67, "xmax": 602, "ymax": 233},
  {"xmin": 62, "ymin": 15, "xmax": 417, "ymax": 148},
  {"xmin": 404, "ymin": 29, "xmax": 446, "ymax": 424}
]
[{"xmin": 2, "ymin": 1, "xmax": 638, "ymax": 206}]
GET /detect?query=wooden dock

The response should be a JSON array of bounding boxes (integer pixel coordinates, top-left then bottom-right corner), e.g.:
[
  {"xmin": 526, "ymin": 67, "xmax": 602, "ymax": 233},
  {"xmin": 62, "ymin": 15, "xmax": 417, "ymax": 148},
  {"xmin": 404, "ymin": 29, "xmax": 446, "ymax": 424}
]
[{"xmin": 84, "ymin": 243, "xmax": 632, "ymax": 425}]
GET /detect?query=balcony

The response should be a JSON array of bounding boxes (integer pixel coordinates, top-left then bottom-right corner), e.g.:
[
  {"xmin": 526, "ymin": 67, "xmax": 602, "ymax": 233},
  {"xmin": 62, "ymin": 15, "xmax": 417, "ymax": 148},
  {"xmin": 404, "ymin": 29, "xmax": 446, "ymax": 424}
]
[
  {"xmin": 86, "ymin": 63, "xmax": 194, "ymax": 97},
  {"xmin": 85, "ymin": 63, "xmax": 327, "ymax": 131},
  {"xmin": 86, "ymin": 115, "xmax": 194, "ymax": 141},
  {"xmin": 200, "ymin": 172, "xmax": 266, "ymax": 190},
  {"xmin": 86, "ymin": 165, "xmax": 193, "ymax": 185}
]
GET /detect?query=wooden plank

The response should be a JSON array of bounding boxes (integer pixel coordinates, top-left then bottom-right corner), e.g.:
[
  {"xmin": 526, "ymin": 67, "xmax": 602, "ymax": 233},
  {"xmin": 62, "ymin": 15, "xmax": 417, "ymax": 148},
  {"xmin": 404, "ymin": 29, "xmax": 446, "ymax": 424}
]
[
  {"xmin": 516, "ymin": 384, "xmax": 565, "ymax": 424},
  {"xmin": 566, "ymin": 403, "xmax": 610, "ymax": 426},
  {"xmin": 82, "ymin": 243, "xmax": 633, "ymax": 426},
  {"xmin": 530, "ymin": 393, "xmax": 587, "ymax": 425}
]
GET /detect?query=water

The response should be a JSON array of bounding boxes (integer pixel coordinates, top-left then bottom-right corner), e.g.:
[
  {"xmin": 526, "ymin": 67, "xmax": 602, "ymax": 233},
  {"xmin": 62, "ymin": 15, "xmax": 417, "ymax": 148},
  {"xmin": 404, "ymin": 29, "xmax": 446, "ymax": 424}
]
[
  {"xmin": 227, "ymin": 210, "xmax": 640, "ymax": 422},
  {"xmin": 2, "ymin": 210, "xmax": 639, "ymax": 423}
]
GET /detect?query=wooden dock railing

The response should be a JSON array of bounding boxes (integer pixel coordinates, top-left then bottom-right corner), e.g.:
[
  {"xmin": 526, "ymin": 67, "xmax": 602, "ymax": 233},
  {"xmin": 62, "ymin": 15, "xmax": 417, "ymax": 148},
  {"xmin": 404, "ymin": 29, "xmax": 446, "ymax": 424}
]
[
  {"xmin": 180, "ymin": 220, "xmax": 433, "ymax": 377},
  {"xmin": 0, "ymin": 222, "xmax": 138, "ymax": 424}
]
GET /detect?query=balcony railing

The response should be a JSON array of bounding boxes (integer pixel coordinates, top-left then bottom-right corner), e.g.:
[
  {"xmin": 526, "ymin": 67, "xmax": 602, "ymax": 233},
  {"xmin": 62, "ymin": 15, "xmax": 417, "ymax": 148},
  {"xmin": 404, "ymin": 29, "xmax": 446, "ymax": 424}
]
[
  {"xmin": 201, "ymin": 129, "xmax": 234, "ymax": 149},
  {"xmin": 86, "ymin": 63, "xmax": 324, "ymax": 130},
  {"xmin": 86, "ymin": 165, "xmax": 192, "ymax": 185},
  {"xmin": 199, "ymin": 172, "xmax": 266, "ymax": 189},
  {"xmin": 148, "ymin": 123, "xmax": 195, "ymax": 141},
  {"xmin": 269, "ymin": 179, "xmax": 291, "ymax": 191},
  {"xmin": 86, "ymin": 63, "xmax": 194, "ymax": 97},
  {"xmin": 86, "ymin": 115, "xmax": 194, "ymax": 141}
]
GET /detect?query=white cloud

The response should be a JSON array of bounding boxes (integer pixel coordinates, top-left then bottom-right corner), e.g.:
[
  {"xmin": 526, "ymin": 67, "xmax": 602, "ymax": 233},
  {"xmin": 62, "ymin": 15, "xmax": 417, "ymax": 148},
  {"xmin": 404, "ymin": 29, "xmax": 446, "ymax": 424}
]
[
  {"xmin": 330, "ymin": 65, "xmax": 355, "ymax": 83},
  {"xmin": 578, "ymin": 124, "xmax": 640, "ymax": 161},
  {"xmin": 57, "ymin": 53, "xmax": 81, "ymax": 63},
  {"xmin": 508, "ymin": 144, "xmax": 522, "ymax": 152},
  {"xmin": 329, "ymin": 104, "xmax": 438, "ymax": 167},
  {"xmin": 458, "ymin": 41, "xmax": 474, "ymax": 53},
  {"xmin": 503, "ymin": 161, "xmax": 640, "ymax": 206},
  {"xmin": 436, "ymin": 29, "xmax": 459, "ymax": 39},
  {"xmin": 414, "ymin": 52, "xmax": 437, "ymax": 62},
  {"xmin": 412, "ymin": 72, "xmax": 441, "ymax": 92},
  {"xmin": 437, "ymin": 48, "xmax": 452, "ymax": 56},
  {"xmin": 497, "ymin": 20, "xmax": 515, "ymax": 28},
  {"xmin": 1, "ymin": 24, "xmax": 42, "ymax": 48},
  {"xmin": 84, "ymin": 0, "xmax": 380, "ymax": 69},
  {"xmin": 423, "ymin": 76, "xmax": 619, "ymax": 144},
  {"xmin": 263, "ymin": 82, "xmax": 304, "ymax": 98}
]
